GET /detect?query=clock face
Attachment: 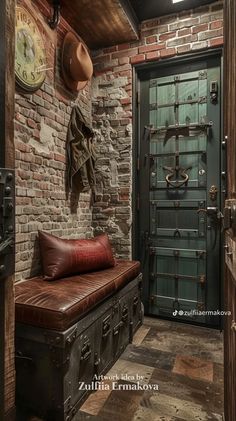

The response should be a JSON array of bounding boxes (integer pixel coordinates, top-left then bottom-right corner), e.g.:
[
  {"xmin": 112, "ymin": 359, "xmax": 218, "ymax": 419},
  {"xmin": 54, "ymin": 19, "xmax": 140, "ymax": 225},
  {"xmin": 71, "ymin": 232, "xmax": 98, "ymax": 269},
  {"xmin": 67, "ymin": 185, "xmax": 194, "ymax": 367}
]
[{"xmin": 15, "ymin": 6, "xmax": 46, "ymax": 92}]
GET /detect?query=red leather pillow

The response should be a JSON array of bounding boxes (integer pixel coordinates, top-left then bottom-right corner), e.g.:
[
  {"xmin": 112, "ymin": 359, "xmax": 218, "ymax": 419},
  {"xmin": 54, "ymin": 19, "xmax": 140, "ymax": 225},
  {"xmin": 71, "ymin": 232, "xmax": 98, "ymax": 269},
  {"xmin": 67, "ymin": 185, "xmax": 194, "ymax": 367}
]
[{"xmin": 38, "ymin": 231, "xmax": 115, "ymax": 281}]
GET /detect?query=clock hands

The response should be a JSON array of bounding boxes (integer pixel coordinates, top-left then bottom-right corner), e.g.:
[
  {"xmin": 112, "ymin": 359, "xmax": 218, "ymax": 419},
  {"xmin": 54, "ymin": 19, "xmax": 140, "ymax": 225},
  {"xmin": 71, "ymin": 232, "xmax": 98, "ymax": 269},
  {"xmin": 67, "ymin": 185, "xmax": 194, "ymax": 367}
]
[{"xmin": 22, "ymin": 31, "xmax": 35, "ymax": 62}]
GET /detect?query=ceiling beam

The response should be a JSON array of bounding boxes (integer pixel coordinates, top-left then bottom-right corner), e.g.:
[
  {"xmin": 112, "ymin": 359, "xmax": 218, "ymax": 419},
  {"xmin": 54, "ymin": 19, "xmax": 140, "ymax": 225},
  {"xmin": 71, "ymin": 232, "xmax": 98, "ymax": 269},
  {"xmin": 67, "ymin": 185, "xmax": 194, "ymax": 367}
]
[{"xmin": 54, "ymin": 0, "xmax": 139, "ymax": 49}]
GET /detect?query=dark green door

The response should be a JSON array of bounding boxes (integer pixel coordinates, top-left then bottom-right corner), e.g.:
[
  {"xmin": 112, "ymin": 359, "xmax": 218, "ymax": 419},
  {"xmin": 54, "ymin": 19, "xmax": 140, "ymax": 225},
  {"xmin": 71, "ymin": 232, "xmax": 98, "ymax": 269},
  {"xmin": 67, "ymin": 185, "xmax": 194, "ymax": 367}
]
[{"xmin": 138, "ymin": 56, "xmax": 222, "ymax": 326}]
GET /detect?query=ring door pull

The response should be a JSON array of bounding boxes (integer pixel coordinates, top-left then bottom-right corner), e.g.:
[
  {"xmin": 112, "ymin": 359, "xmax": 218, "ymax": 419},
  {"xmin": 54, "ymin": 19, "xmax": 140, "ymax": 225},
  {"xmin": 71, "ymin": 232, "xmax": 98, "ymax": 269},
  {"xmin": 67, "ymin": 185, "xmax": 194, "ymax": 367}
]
[
  {"xmin": 80, "ymin": 340, "xmax": 91, "ymax": 361},
  {"xmin": 164, "ymin": 168, "xmax": 190, "ymax": 188}
]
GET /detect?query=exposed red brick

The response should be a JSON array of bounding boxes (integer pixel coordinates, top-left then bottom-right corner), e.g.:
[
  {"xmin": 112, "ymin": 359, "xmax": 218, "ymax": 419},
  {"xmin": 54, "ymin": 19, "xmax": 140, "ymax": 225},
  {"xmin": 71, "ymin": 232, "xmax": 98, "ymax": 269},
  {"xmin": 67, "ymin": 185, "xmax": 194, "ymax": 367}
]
[
  {"xmin": 141, "ymin": 29, "xmax": 159, "ymax": 38},
  {"xmin": 93, "ymin": 54, "xmax": 111, "ymax": 64},
  {"xmin": 160, "ymin": 48, "xmax": 176, "ymax": 58},
  {"xmin": 119, "ymin": 57, "xmax": 129, "ymax": 65},
  {"xmin": 192, "ymin": 23, "xmax": 209, "ymax": 34},
  {"xmin": 118, "ymin": 43, "xmax": 130, "ymax": 51},
  {"xmin": 178, "ymin": 28, "xmax": 191, "ymax": 37},
  {"xmin": 146, "ymin": 35, "xmax": 158, "ymax": 44},
  {"xmin": 146, "ymin": 51, "xmax": 159, "ymax": 61},
  {"xmin": 112, "ymin": 48, "xmax": 138, "ymax": 59},
  {"xmin": 120, "ymin": 98, "xmax": 131, "ymax": 105},
  {"xmin": 130, "ymin": 54, "xmax": 145, "ymax": 64},
  {"xmin": 159, "ymin": 31, "xmax": 176, "ymax": 41},
  {"xmin": 142, "ymin": 18, "xmax": 159, "ymax": 29},
  {"xmin": 209, "ymin": 37, "xmax": 224, "ymax": 47},
  {"xmin": 177, "ymin": 44, "xmax": 191, "ymax": 54},
  {"xmin": 103, "ymin": 46, "xmax": 117, "ymax": 54},
  {"xmin": 138, "ymin": 43, "xmax": 165, "ymax": 53},
  {"xmin": 210, "ymin": 20, "xmax": 223, "ymax": 30}
]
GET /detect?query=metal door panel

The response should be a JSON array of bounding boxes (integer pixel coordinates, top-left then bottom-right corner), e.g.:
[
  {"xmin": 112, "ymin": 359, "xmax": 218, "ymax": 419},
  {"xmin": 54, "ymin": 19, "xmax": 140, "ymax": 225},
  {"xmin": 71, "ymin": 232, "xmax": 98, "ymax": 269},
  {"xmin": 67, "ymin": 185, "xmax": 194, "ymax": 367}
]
[
  {"xmin": 150, "ymin": 153, "xmax": 207, "ymax": 189},
  {"xmin": 150, "ymin": 200, "xmax": 206, "ymax": 238},
  {"xmin": 138, "ymin": 57, "xmax": 221, "ymax": 326},
  {"xmin": 150, "ymin": 133, "xmax": 207, "ymax": 155}
]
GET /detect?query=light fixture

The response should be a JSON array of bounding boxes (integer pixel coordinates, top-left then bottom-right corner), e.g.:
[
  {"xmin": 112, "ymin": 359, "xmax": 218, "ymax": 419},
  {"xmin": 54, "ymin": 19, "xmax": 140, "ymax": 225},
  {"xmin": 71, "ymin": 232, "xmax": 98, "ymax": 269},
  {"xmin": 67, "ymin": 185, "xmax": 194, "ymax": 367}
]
[{"xmin": 172, "ymin": 0, "xmax": 185, "ymax": 3}]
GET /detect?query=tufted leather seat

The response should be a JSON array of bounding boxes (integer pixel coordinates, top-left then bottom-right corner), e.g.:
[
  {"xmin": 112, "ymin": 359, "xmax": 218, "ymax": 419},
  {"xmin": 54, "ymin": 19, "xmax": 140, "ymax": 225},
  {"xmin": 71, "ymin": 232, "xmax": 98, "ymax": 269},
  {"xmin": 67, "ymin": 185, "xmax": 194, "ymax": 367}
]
[{"xmin": 15, "ymin": 259, "xmax": 141, "ymax": 331}]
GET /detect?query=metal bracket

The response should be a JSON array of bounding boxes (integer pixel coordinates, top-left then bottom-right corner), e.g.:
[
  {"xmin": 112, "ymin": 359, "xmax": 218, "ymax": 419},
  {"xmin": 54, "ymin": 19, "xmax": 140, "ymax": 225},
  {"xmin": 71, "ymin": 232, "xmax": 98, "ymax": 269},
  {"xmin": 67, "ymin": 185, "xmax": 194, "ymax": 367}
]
[
  {"xmin": 209, "ymin": 185, "xmax": 218, "ymax": 201},
  {"xmin": 48, "ymin": 0, "xmax": 61, "ymax": 29},
  {"xmin": 223, "ymin": 205, "xmax": 236, "ymax": 230}
]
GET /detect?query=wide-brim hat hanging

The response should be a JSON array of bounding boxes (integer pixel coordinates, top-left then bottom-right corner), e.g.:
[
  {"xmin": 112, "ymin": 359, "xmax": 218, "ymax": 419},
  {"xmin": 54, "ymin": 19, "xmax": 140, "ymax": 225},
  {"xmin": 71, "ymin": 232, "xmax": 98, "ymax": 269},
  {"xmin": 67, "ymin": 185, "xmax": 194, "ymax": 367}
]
[{"xmin": 61, "ymin": 31, "xmax": 93, "ymax": 92}]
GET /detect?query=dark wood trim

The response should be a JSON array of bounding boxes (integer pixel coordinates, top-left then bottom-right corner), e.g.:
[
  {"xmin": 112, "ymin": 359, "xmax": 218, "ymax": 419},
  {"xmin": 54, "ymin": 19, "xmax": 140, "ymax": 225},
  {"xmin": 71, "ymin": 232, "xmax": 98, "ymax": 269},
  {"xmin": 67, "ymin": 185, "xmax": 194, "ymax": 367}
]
[
  {"xmin": 5, "ymin": 0, "xmax": 15, "ymax": 169},
  {"xmin": 133, "ymin": 47, "xmax": 223, "ymax": 75},
  {"xmin": 52, "ymin": 0, "xmax": 139, "ymax": 49},
  {"xmin": 224, "ymin": 0, "xmax": 236, "ymax": 419},
  {"xmin": 224, "ymin": 0, "xmax": 236, "ymax": 197},
  {"xmin": 0, "ymin": 0, "xmax": 6, "ymax": 416},
  {"xmin": 0, "ymin": 0, "xmax": 15, "ymax": 419},
  {"xmin": 0, "ymin": 0, "xmax": 6, "ymax": 168},
  {"xmin": 4, "ymin": 406, "xmax": 16, "ymax": 421}
]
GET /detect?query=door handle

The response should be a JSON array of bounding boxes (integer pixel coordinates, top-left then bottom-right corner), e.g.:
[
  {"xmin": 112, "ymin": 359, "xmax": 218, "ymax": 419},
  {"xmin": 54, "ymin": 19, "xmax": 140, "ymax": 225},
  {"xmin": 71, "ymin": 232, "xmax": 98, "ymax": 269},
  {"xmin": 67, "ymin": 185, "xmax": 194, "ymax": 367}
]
[{"xmin": 197, "ymin": 207, "xmax": 218, "ymax": 216}]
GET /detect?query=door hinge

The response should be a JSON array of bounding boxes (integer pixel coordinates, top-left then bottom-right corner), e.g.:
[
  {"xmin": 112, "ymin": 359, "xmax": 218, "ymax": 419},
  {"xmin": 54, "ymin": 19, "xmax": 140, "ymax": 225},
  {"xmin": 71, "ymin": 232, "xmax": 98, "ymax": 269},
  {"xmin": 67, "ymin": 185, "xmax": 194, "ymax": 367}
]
[
  {"xmin": 137, "ymin": 156, "xmax": 140, "ymax": 171},
  {"xmin": 223, "ymin": 204, "xmax": 236, "ymax": 230},
  {"xmin": 136, "ymin": 90, "xmax": 140, "ymax": 106}
]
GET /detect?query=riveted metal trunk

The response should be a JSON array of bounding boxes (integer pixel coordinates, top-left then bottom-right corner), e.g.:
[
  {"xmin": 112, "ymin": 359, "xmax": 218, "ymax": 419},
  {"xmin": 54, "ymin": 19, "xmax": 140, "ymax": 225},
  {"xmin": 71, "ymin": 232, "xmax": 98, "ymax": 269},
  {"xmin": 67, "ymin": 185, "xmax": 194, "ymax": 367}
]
[{"xmin": 15, "ymin": 274, "xmax": 143, "ymax": 421}]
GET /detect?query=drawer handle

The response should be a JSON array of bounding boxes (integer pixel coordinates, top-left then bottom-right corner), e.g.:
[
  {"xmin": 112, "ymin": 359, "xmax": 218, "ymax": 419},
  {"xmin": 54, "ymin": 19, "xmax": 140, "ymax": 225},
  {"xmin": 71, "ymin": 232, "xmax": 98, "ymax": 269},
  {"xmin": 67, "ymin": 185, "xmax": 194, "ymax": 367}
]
[
  {"xmin": 133, "ymin": 296, "xmax": 139, "ymax": 308},
  {"xmin": 231, "ymin": 321, "xmax": 236, "ymax": 332},
  {"xmin": 102, "ymin": 321, "xmax": 111, "ymax": 338},
  {"xmin": 15, "ymin": 352, "xmax": 33, "ymax": 365},
  {"xmin": 113, "ymin": 321, "xmax": 123, "ymax": 336},
  {"xmin": 122, "ymin": 306, "xmax": 128, "ymax": 322},
  {"xmin": 80, "ymin": 342, "xmax": 91, "ymax": 361}
]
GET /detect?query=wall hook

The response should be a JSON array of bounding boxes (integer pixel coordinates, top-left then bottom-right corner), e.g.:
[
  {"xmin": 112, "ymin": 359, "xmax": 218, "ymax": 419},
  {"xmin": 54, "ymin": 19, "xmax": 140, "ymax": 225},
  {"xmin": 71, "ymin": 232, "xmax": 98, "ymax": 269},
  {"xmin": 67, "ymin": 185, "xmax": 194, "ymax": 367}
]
[{"xmin": 48, "ymin": 0, "xmax": 61, "ymax": 30}]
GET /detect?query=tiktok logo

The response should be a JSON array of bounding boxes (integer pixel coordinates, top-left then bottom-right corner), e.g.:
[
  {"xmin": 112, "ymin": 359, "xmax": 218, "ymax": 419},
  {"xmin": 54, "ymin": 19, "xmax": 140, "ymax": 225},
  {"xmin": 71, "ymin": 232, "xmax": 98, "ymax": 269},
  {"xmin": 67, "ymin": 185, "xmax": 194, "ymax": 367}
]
[{"xmin": 173, "ymin": 310, "xmax": 178, "ymax": 316}]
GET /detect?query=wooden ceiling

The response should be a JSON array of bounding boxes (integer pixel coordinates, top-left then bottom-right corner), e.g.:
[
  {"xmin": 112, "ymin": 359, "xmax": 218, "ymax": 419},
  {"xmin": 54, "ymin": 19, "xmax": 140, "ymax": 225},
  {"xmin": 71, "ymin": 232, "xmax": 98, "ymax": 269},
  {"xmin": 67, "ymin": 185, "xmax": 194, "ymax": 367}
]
[{"xmin": 55, "ymin": 0, "xmax": 139, "ymax": 49}]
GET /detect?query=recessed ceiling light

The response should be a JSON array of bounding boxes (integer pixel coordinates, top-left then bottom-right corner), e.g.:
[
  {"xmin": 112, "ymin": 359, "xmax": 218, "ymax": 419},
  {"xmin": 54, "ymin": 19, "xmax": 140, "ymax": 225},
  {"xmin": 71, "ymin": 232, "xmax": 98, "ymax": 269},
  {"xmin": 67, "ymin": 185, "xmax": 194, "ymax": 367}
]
[{"xmin": 172, "ymin": 0, "xmax": 185, "ymax": 3}]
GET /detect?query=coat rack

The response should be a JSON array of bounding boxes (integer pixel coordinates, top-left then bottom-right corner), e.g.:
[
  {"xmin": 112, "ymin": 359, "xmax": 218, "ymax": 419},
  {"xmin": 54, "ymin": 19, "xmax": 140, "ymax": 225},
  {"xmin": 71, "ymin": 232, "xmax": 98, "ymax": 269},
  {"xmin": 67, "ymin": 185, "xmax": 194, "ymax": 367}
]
[{"xmin": 48, "ymin": 0, "xmax": 61, "ymax": 29}]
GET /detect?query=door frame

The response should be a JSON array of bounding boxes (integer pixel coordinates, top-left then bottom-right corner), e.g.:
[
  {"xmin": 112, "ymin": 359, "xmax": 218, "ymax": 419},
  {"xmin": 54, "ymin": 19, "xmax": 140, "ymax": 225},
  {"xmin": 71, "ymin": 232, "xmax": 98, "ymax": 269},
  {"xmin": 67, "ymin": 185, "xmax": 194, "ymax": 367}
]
[
  {"xmin": 0, "ymin": 0, "xmax": 15, "ymax": 419},
  {"xmin": 132, "ymin": 48, "xmax": 224, "ymax": 327}
]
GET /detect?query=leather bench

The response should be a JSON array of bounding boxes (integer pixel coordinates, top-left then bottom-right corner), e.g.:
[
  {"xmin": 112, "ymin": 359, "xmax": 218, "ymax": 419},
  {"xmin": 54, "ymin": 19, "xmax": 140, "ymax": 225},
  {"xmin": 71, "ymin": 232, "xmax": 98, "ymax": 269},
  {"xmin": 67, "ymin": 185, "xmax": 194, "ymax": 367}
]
[
  {"xmin": 15, "ymin": 259, "xmax": 141, "ymax": 330},
  {"xmin": 15, "ymin": 259, "xmax": 143, "ymax": 421}
]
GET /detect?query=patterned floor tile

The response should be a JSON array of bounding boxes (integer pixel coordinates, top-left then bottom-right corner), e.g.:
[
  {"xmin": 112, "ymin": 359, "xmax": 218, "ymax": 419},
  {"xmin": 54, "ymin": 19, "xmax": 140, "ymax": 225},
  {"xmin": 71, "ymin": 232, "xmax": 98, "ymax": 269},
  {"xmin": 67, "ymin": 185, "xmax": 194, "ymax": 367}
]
[
  {"xmin": 173, "ymin": 355, "xmax": 214, "ymax": 382},
  {"xmin": 80, "ymin": 381, "xmax": 113, "ymax": 416},
  {"xmin": 142, "ymin": 320, "xmax": 223, "ymax": 364},
  {"xmin": 121, "ymin": 344, "xmax": 175, "ymax": 371},
  {"xmin": 17, "ymin": 319, "xmax": 224, "ymax": 421},
  {"xmin": 97, "ymin": 381, "xmax": 143, "ymax": 421},
  {"xmin": 149, "ymin": 367, "xmax": 223, "ymax": 414},
  {"xmin": 107, "ymin": 359, "xmax": 154, "ymax": 385},
  {"xmin": 139, "ymin": 392, "xmax": 219, "ymax": 421},
  {"xmin": 132, "ymin": 325, "xmax": 150, "ymax": 346},
  {"xmin": 132, "ymin": 406, "xmax": 185, "ymax": 421}
]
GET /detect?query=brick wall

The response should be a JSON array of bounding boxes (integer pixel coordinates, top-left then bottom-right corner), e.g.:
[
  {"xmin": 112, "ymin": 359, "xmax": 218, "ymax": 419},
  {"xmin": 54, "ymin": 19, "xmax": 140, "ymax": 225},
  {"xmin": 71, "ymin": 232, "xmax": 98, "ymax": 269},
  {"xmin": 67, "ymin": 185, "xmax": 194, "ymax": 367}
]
[
  {"xmin": 15, "ymin": 0, "xmax": 93, "ymax": 281},
  {"xmin": 91, "ymin": 1, "xmax": 223, "ymax": 259}
]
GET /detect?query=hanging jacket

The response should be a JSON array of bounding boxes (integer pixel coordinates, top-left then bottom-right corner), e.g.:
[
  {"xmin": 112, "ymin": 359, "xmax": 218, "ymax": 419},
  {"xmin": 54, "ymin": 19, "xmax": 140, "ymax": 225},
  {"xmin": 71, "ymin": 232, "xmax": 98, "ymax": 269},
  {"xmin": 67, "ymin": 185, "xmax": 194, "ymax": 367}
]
[{"xmin": 66, "ymin": 105, "xmax": 97, "ymax": 193}]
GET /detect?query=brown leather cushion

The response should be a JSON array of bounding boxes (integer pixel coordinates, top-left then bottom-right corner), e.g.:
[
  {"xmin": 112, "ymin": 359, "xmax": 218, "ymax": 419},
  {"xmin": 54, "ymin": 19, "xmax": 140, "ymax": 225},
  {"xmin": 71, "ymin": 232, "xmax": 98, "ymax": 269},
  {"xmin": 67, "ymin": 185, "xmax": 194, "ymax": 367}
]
[
  {"xmin": 15, "ymin": 259, "xmax": 141, "ymax": 331},
  {"xmin": 38, "ymin": 231, "xmax": 115, "ymax": 281}
]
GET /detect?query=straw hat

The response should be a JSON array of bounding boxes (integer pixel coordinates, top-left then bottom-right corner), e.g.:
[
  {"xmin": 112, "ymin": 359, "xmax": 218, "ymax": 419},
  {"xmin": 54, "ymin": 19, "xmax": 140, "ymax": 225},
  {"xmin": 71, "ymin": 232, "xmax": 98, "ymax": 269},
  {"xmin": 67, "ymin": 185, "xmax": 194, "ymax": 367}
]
[{"xmin": 61, "ymin": 31, "xmax": 93, "ymax": 92}]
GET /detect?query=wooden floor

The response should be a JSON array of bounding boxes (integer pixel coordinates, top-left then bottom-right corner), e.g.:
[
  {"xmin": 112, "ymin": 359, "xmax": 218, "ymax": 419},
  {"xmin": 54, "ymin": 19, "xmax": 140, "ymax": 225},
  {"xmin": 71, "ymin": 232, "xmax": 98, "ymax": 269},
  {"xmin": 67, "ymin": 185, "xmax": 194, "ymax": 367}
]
[{"xmin": 17, "ymin": 317, "xmax": 224, "ymax": 421}]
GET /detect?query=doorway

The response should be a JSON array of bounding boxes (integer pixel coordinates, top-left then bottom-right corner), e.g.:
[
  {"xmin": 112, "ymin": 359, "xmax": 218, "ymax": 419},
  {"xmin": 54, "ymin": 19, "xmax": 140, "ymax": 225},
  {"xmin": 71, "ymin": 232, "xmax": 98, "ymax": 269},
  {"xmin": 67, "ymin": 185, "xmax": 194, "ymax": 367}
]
[{"xmin": 135, "ymin": 51, "xmax": 223, "ymax": 327}]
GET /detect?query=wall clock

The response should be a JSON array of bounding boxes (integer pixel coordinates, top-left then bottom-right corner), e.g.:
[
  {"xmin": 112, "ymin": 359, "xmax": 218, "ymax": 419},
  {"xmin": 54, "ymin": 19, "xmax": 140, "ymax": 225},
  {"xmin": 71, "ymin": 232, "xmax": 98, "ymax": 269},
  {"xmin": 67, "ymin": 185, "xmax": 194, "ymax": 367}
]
[{"xmin": 15, "ymin": 6, "xmax": 46, "ymax": 92}]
